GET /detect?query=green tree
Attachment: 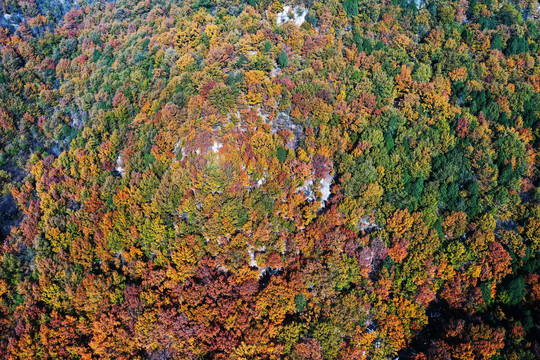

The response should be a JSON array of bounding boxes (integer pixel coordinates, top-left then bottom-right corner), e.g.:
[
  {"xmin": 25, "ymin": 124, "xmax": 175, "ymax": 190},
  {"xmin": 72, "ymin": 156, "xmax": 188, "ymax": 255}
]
[{"xmin": 277, "ymin": 50, "xmax": 289, "ymax": 68}]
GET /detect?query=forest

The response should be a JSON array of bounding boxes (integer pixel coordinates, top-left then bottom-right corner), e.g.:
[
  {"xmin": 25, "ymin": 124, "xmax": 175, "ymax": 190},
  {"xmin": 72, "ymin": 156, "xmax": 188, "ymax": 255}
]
[{"xmin": 0, "ymin": 0, "xmax": 539, "ymax": 358}]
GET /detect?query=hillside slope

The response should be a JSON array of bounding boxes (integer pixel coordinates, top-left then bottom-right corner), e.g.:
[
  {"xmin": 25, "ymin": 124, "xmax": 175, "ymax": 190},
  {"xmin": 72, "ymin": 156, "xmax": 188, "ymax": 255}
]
[{"xmin": 0, "ymin": 0, "xmax": 539, "ymax": 359}]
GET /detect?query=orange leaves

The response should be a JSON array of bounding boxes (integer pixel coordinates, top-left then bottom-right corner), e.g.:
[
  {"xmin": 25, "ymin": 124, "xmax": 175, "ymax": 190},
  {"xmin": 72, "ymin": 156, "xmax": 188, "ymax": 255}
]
[
  {"xmin": 250, "ymin": 129, "xmax": 274, "ymax": 157},
  {"xmin": 386, "ymin": 209, "xmax": 414, "ymax": 238},
  {"xmin": 443, "ymin": 211, "xmax": 468, "ymax": 238},
  {"xmin": 395, "ymin": 64, "xmax": 413, "ymax": 96},
  {"xmin": 256, "ymin": 276, "xmax": 296, "ymax": 324},
  {"xmin": 46, "ymin": 226, "xmax": 69, "ymax": 253},
  {"xmin": 526, "ymin": 217, "xmax": 540, "ymax": 254},
  {"xmin": 358, "ymin": 182, "xmax": 383, "ymax": 209},
  {"xmin": 176, "ymin": 53, "xmax": 196, "ymax": 72},
  {"xmin": 388, "ymin": 238, "xmax": 409, "ymax": 263},
  {"xmin": 244, "ymin": 70, "xmax": 266, "ymax": 105},
  {"xmin": 438, "ymin": 322, "xmax": 505, "ymax": 360},
  {"xmin": 84, "ymin": 191, "xmax": 104, "ymax": 213},
  {"xmin": 0, "ymin": 1, "xmax": 538, "ymax": 358},
  {"xmin": 379, "ymin": 312, "xmax": 406, "ymax": 354},
  {"xmin": 246, "ymin": 90, "xmax": 263, "ymax": 105},
  {"xmin": 0, "ymin": 108, "xmax": 14, "ymax": 130},
  {"xmin": 244, "ymin": 70, "xmax": 266, "ymax": 86},
  {"xmin": 480, "ymin": 241, "xmax": 512, "ymax": 282},
  {"xmin": 90, "ymin": 310, "xmax": 139, "ymax": 359},
  {"xmin": 449, "ymin": 67, "xmax": 468, "ymax": 82},
  {"xmin": 528, "ymin": 74, "xmax": 540, "ymax": 92},
  {"xmin": 174, "ymin": 25, "xmax": 200, "ymax": 49},
  {"xmin": 253, "ymin": 219, "xmax": 272, "ymax": 245},
  {"xmin": 114, "ymin": 187, "xmax": 131, "ymax": 206}
]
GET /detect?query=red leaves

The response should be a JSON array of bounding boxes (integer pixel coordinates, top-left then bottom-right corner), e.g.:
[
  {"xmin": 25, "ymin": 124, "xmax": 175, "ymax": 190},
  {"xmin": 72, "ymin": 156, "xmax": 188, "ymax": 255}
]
[
  {"xmin": 480, "ymin": 242, "xmax": 512, "ymax": 282},
  {"xmin": 455, "ymin": 117, "xmax": 470, "ymax": 139},
  {"xmin": 388, "ymin": 237, "xmax": 409, "ymax": 263}
]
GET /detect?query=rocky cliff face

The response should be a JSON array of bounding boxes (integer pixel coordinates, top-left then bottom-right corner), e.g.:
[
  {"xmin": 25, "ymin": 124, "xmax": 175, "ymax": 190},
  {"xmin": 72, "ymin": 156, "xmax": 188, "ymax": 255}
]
[{"xmin": 0, "ymin": 0, "xmax": 90, "ymax": 32}]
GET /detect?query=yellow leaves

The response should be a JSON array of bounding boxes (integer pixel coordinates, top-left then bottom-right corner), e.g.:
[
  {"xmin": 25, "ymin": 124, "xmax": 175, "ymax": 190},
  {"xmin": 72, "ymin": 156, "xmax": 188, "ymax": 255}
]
[
  {"xmin": 440, "ymin": 129, "xmax": 456, "ymax": 153},
  {"xmin": 175, "ymin": 53, "xmax": 195, "ymax": 72},
  {"xmin": 449, "ymin": 67, "xmax": 468, "ymax": 82},
  {"xmin": 250, "ymin": 130, "xmax": 274, "ymax": 157},
  {"xmin": 422, "ymin": 86, "xmax": 450, "ymax": 117},
  {"xmin": 128, "ymin": 69, "xmax": 144, "ymax": 85},
  {"xmin": 467, "ymin": 79, "xmax": 484, "ymax": 92},
  {"xmin": 338, "ymin": 197, "xmax": 365, "ymax": 228},
  {"xmin": 267, "ymin": 81, "xmax": 283, "ymax": 98},
  {"xmin": 301, "ymin": 201, "xmax": 320, "ymax": 227},
  {"xmin": 134, "ymin": 310, "xmax": 156, "ymax": 339},
  {"xmin": 0, "ymin": 279, "xmax": 8, "ymax": 299},
  {"xmin": 245, "ymin": 70, "xmax": 267, "ymax": 104},
  {"xmin": 395, "ymin": 64, "xmax": 413, "ymax": 95},
  {"xmin": 296, "ymin": 148, "xmax": 310, "ymax": 163},
  {"xmin": 246, "ymin": 90, "xmax": 263, "ymax": 105},
  {"xmin": 525, "ymin": 217, "xmax": 540, "ymax": 254},
  {"xmin": 46, "ymin": 227, "xmax": 69, "ymax": 253},
  {"xmin": 467, "ymin": 264, "xmax": 483, "ymax": 279},
  {"xmin": 335, "ymin": 89, "xmax": 347, "ymax": 103},
  {"xmin": 172, "ymin": 244, "xmax": 197, "ymax": 266},
  {"xmin": 437, "ymin": 256, "xmax": 457, "ymax": 282},
  {"xmin": 271, "ymin": 1, "xmax": 283, "ymax": 12},
  {"xmin": 238, "ymin": 31, "xmax": 264, "ymax": 53},
  {"xmin": 175, "ymin": 25, "xmax": 200, "ymax": 49},
  {"xmin": 286, "ymin": 28, "xmax": 304, "ymax": 52},
  {"xmin": 400, "ymin": 92, "xmax": 420, "ymax": 122},
  {"xmin": 528, "ymin": 75, "xmax": 540, "ymax": 93},
  {"xmin": 351, "ymin": 326, "xmax": 376, "ymax": 356},
  {"xmin": 410, "ymin": 145, "xmax": 432, "ymax": 179},
  {"xmin": 231, "ymin": 265, "xmax": 260, "ymax": 285},
  {"xmin": 311, "ymin": 98, "xmax": 333, "ymax": 126},
  {"xmin": 222, "ymin": 216, "xmax": 236, "ymax": 236},
  {"xmin": 359, "ymin": 182, "xmax": 384, "ymax": 209},
  {"xmin": 205, "ymin": 23, "xmax": 219, "ymax": 41},
  {"xmin": 41, "ymin": 279, "xmax": 62, "ymax": 308},
  {"xmin": 444, "ymin": 37, "xmax": 458, "ymax": 50},
  {"xmin": 166, "ymin": 264, "xmax": 193, "ymax": 285},
  {"xmin": 29, "ymin": 157, "xmax": 45, "ymax": 180},
  {"xmin": 316, "ymin": 145, "xmax": 332, "ymax": 158},
  {"xmin": 279, "ymin": 322, "xmax": 305, "ymax": 356},
  {"xmin": 477, "ymin": 213, "xmax": 496, "ymax": 232},
  {"xmin": 387, "ymin": 209, "xmax": 414, "ymax": 237},
  {"xmin": 393, "ymin": 33, "xmax": 413, "ymax": 52},
  {"xmin": 245, "ymin": 70, "xmax": 266, "ymax": 86},
  {"xmin": 231, "ymin": 342, "xmax": 260, "ymax": 359},
  {"xmin": 256, "ymin": 277, "xmax": 296, "ymax": 324}
]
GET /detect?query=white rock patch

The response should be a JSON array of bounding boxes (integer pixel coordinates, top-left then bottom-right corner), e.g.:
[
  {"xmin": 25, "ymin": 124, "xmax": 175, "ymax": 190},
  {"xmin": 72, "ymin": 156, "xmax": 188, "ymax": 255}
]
[
  {"xmin": 320, "ymin": 173, "xmax": 334, "ymax": 206},
  {"xmin": 115, "ymin": 155, "xmax": 124, "ymax": 177},
  {"xmin": 276, "ymin": 5, "xmax": 308, "ymax": 27},
  {"xmin": 299, "ymin": 179, "xmax": 315, "ymax": 201},
  {"xmin": 248, "ymin": 247, "xmax": 258, "ymax": 268},
  {"xmin": 211, "ymin": 141, "xmax": 223, "ymax": 153}
]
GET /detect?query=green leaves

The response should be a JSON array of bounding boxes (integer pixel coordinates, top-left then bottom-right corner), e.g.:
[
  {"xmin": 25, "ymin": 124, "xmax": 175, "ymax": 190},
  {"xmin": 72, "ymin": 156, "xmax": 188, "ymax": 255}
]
[
  {"xmin": 277, "ymin": 146, "xmax": 287, "ymax": 163},
  {"xmin": 294, "ymin": 293, "xmax": 307, "ymax": 312},
  {"xmin": 277, "ymin": 50, "xmax": 289, "ymax": 68}
]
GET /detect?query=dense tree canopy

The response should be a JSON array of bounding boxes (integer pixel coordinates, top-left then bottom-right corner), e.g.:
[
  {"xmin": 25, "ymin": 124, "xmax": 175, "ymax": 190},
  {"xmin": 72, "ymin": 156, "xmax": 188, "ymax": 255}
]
[{"xmin": 0, "ymin": 0, "xmax": 539, "ymax": 359}]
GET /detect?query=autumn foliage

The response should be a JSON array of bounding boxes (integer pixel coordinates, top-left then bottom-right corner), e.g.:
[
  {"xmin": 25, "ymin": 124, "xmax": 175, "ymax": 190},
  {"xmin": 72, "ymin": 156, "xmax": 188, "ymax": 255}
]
[{"xmin": 0, "ymin": 0, "xmax": 539, "ymax": 359}]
